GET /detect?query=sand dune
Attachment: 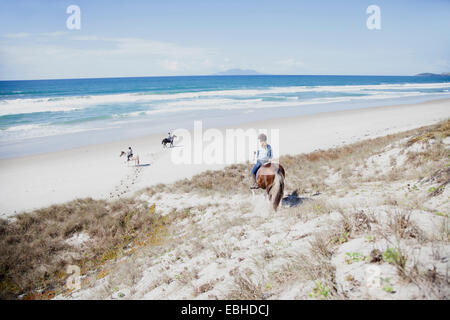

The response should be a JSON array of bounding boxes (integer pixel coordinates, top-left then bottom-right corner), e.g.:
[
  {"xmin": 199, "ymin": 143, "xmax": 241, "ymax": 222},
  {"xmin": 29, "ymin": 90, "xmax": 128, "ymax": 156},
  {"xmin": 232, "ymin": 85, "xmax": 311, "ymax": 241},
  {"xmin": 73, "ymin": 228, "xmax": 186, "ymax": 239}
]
[{"xmin": 55, "ymin": 118, "xmax": 449, "ymax": 300}]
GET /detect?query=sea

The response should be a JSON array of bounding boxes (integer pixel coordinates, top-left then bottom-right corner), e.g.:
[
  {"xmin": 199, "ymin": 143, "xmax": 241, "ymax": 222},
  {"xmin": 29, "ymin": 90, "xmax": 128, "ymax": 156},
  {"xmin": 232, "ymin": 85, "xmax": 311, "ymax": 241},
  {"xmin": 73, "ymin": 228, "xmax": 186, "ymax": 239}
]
[{"xmin": 0, "ymin": 75, "xmax": 449, "ymax": 158}]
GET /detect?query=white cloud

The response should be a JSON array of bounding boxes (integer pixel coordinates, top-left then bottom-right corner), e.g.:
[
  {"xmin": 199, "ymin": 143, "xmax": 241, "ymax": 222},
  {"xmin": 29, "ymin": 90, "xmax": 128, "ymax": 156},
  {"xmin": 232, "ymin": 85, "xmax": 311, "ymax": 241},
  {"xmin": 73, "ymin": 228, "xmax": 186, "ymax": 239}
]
[
  {"xmin": 2, "ymin": 33, "xmax": 32, "ymax": 39},
  {"xmin": 108, "ymin": 37, "xmax": 208, "ymax": 58},
  {"xmin": 0, "ymin": 34, "xmax": 221, "ymax": 79},
  {"xmin": 41, "ymin": 31, "xmax": 68, "ymax": 37},
  {"xmin": 161, "ymin": 59, "xmax": 183, "ymax": 71},
  {"xmin": 3, "ymin": 32, "xmax": 68, "ymax": 39},
  {"xmin": 70, "ymin": 35, "xmax": 100, "ymax": 41}
]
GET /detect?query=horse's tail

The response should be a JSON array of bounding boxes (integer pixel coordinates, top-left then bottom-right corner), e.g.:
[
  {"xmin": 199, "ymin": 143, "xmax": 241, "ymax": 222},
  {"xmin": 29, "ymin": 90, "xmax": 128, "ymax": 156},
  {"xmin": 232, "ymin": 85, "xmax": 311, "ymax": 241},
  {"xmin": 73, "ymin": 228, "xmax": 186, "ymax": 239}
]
[{"xmin": 270, "ymin": 168, "xmax": 284, "ymax": 211}]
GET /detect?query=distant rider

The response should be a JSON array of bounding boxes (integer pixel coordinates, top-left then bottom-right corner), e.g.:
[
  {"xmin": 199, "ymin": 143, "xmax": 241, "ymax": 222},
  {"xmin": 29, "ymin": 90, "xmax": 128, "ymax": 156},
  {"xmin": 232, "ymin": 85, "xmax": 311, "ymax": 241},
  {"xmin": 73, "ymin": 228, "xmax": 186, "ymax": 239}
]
[{"xmin": 127, "ymin": 147, "xmax": 133, "ymax": 161}]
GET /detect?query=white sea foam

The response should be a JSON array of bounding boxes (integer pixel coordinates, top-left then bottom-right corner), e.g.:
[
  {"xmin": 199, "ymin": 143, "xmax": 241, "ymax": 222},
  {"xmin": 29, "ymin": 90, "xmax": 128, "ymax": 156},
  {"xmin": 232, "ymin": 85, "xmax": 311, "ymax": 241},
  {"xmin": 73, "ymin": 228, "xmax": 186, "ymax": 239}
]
[
  {"xmin": 0, "ymin": 88, "xmax": 448, "ymax": 143},
  {"xmin": 116, "ymin": 90, "xmax": 445, "ymax": 118},
  {"xmin": 0, "ymin": 82, "xmax": 449, "ymax": 116},
  {"xmin": 0, "ymin": 123, "xmax": 101, "ymax": 141},
  {"xmin": 4, "ymin": 124, "xmax": 43, "ymax": 132}
]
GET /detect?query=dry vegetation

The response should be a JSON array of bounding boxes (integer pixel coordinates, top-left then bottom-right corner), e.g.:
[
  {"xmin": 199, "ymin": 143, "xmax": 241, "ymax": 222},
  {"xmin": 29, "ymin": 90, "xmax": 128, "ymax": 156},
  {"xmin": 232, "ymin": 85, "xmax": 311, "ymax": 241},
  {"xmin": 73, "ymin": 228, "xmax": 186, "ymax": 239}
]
[
  {"xmin": 1, "ymin": 120, "xmax": 449, "ymax": 300},
  {"xmin": 0, "ymin": 199, "xmax": 175, "ymax": 299}
]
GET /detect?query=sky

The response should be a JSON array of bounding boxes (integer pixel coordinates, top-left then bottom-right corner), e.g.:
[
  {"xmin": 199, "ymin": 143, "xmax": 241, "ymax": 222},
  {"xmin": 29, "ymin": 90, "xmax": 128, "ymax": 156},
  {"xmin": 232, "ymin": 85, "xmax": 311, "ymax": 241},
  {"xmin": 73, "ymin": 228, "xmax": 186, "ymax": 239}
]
[{"xmin": 0, "ymin": 0, "xmax": 449, "ymax": 80}]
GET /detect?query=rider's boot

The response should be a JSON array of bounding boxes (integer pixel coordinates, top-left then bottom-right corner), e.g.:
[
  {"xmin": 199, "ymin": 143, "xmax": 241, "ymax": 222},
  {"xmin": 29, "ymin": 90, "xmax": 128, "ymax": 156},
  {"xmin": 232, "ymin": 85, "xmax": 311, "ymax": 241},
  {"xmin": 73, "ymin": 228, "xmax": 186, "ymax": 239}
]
[{"xmin": 250, "ymin": 174, "xmax": 259, "ymax": 189}]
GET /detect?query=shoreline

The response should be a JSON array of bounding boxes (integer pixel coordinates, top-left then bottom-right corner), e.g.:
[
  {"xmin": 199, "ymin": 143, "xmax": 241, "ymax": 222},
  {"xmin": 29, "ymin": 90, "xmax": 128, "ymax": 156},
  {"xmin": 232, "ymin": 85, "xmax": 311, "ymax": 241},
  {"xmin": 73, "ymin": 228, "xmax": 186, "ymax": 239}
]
[
  {"xmin": 2, "ymin": 94, "xmax": 449, "ymax": 160},
  {"xmin": 0, "ymin": 98, "xmax": 449, "ymax": 217},
  {"xmin": 2, "ymin": 96, "xmax": 450, "ymax": 161}
]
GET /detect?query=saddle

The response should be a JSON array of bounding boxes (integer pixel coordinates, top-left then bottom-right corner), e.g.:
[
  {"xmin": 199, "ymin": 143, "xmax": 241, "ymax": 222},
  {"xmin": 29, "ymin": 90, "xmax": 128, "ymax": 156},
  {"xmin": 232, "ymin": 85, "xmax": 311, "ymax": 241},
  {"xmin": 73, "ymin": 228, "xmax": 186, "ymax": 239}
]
[
  {"xmin": 255, "ymin": 162, "xmax": 285, "ymax": 192},
  {"xmin": 256, "ymin": 162, "xmax": 284, "ymax": 179}
]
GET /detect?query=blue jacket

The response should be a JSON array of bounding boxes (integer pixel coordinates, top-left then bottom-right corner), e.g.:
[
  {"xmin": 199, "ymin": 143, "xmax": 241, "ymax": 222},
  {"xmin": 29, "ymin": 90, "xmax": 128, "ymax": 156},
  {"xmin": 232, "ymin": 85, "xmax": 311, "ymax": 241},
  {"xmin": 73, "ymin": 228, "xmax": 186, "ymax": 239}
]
[{"xmin": 256, "ymin": 144, "xmax": 272, "ymax": 162}]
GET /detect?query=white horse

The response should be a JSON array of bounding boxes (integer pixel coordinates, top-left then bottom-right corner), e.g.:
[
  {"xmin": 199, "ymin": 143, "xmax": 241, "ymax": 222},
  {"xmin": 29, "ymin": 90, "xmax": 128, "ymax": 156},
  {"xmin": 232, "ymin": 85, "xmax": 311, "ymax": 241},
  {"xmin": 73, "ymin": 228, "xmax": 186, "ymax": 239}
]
[{"xmin": 120, "ymin": 151, "xmax": 140, "ymax": 166}]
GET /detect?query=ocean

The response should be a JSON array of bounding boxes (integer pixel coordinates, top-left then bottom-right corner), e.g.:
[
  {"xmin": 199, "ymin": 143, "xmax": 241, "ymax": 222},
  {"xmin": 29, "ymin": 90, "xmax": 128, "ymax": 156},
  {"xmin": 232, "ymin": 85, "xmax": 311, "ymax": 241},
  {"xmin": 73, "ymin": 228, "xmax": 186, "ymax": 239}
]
[{"xmin": 0, "ymin": 75, "xmax": 449, "ymax": 158}]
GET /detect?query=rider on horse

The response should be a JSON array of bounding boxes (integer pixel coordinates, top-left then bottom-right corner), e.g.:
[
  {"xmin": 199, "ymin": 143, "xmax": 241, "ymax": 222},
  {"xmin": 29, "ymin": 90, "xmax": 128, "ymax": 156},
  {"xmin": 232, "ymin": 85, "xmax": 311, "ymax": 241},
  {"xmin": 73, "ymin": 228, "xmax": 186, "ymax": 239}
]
[
  {"xmin": 127, "ymin": 147, "xmax": 133, "ymax": 161},
  {"xmin": 250, "ymin": 133, "xmax": 273, "ymax": 189}
]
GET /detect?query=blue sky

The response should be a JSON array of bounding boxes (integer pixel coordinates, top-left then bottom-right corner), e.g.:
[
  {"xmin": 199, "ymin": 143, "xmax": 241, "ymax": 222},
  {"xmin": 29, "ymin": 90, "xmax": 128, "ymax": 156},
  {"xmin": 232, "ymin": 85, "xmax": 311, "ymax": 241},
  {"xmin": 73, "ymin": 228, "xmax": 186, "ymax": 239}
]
[{"xmin": 0, "ymin": 0, "xmax": 449, "ymax": 80}]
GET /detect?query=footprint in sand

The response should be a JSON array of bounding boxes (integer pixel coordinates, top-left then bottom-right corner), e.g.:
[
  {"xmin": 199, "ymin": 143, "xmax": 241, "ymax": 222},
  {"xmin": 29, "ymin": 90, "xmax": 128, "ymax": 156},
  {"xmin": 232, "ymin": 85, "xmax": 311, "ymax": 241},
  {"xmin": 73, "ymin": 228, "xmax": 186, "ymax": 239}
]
[{"xmin": 110, "ymin": 164, "xmax": 148, "ymax": 199}]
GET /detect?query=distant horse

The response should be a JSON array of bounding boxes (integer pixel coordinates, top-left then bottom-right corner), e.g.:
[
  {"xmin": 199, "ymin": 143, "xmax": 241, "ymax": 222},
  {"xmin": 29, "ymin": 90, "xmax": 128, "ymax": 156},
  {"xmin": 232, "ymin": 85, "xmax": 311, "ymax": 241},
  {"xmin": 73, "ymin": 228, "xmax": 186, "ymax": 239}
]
[
  {"xmin": 162, "ymin": 135, "xmax": 177, "ymax": 148},
  {"xmin": 256, "ymin": 162, "xmax": 285, "ymax": 211},
  {"xmin": 120, "ymin": 151, "xmax": 140, "ymax": 166}
]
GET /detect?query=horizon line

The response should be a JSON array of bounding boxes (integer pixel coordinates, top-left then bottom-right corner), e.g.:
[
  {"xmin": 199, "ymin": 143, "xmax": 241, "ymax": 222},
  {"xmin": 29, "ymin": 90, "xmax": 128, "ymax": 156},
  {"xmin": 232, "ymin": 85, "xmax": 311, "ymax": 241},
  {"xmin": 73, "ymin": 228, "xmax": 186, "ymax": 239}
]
[{"xmin": 0, "ymin": 73, "xmax": 442, "ymax": 82}]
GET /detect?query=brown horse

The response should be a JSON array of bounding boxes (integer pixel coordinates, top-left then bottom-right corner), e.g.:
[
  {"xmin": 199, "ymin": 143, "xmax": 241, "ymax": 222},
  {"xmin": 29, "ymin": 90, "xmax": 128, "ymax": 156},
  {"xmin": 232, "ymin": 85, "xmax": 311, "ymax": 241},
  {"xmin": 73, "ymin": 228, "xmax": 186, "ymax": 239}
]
[{"xmin": 256, "ymin": 162, "xmax": 285, "ymax": 211}]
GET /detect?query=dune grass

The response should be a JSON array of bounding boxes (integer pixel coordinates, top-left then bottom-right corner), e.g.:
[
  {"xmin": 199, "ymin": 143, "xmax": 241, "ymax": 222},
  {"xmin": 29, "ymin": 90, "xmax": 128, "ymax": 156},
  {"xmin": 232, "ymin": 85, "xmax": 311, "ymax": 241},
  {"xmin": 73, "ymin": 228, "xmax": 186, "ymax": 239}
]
[{"xmin": 0, "ymin": 198, "xmax": 171, "ymax": 299}]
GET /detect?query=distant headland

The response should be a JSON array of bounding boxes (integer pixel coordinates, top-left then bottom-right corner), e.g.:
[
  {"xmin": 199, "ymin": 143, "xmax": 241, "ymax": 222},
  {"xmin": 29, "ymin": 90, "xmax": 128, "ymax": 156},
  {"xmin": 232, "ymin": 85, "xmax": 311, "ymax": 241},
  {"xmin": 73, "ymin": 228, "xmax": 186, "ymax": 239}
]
[{"xmin": 415, "ymin": 72, "xmax": 450, "ymax": 77}]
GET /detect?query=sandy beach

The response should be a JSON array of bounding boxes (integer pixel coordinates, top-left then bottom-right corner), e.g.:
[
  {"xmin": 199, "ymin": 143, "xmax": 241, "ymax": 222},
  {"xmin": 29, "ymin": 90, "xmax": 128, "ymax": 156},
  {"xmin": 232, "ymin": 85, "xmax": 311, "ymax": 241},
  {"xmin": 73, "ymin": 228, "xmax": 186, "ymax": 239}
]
[{"xmin": 0, "ymin": 98, "xmax": 449, "ymax": 217}]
